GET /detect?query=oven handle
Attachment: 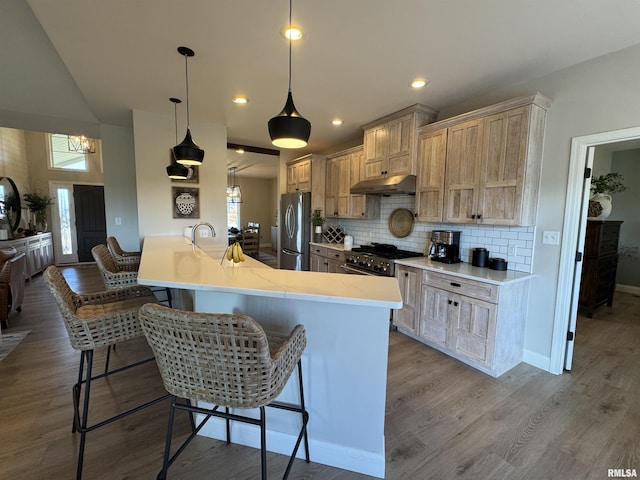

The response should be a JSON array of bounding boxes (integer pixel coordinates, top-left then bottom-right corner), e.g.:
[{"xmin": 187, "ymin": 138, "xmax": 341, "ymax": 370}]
[{"xmin": 340, "ymin": 264, "xmax": 377, "ymax": 276}]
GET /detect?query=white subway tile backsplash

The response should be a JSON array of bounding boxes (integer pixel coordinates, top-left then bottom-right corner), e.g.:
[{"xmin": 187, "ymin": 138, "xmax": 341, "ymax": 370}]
[{"xmin": 333, "ymin": 197, "xmax": 535, "ymax": 273}]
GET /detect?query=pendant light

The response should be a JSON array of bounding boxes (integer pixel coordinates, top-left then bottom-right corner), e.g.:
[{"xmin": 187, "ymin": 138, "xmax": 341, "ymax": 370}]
[
  {"xmin": 268, "ymin": 0, "xmax": 311, "ymax": 148},
  {"xmin": 226, "ymin": 167, "xmax": 243, "ymax": 203},
  {"xmin": 173, "ymin": 46, "xmax": 205, "ymax": 165},
  {"xmin": 166, "ymin": 97, "xmax": 191, "ymax": 179}
]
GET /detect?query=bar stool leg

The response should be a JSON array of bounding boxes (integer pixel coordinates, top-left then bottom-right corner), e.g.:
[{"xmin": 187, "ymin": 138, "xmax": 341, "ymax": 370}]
[
  {"xmin": 259, "ymin": 406, "xmax": 267, "ymax": 480},
  {"xmin": 75, "ymin": 349, "xmax": 94, "ymax": 480},
  {"xmin": 297, "ymin": 360, "xmax": 310, "ymax": 462},
  {"xmin": 158, "ymin": 396, "xmax": 178, "ymax": 480}
]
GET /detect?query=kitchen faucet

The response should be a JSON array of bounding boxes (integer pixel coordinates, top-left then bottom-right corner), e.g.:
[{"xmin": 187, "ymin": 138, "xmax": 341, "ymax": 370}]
[{"xmin": 191, "ymin": 222, "xmax": 216, "ymax": 246}]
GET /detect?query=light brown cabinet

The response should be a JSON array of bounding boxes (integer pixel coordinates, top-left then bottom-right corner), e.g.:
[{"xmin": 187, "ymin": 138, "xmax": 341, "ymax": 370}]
[
  {"xmin": 286, "ymin": 154, "xmax": 326, "ymax": 213},
  {"xmin": 325, "ymin": 146, "xmax": 380, "ymax": 220},
  {"xmin": 393, "ymin": 265, "xmax": 421, "ymax": 335},
  {"xmin": 416, "ymin": 94, "xmax": 550, "ymax": 226},
  {"xmin": 415, "ymin": 128, "xmax": 447, "ymax": 222},
  {"xmin": 394, "ymin": 266, "xmax": 530, "ymax": 377},
  {"xmin": 362, "ymin": 104, "xmax": 438, "ymax": 180},
  {"xmin": 309, "ymin": 245, "xmax": 345, "ymax": 273},
  {"xmin": 286, "ymin": 157, "xmax": 311, "ymax": 192}
]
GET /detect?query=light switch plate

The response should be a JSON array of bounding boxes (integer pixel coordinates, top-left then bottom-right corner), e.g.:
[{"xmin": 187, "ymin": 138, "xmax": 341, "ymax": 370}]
[{"xmin": 542, "ymin": 231, "xmax": 560, "ymax": 245}]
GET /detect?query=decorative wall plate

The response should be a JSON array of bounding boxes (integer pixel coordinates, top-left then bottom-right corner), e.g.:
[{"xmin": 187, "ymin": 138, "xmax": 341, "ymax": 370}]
[{"xmin": 388, "ymin": 208, "xmax": 414, "ymax": 238}]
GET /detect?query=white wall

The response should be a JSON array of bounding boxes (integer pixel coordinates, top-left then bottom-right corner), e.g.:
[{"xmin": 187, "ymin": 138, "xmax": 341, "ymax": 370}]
[
  {"xmin": 132, "ymin": 110, "xmax": 227, "ymax": 246},
  {"xmin": 101, "ymin": 124, "xmax": 140, "ymax": 252}
]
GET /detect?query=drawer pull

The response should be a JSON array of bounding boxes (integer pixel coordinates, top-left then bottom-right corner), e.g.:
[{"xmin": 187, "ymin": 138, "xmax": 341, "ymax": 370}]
[
  {"xmin": 448, "ymin": 300, "xmax": 452, "ymax": 305},
  {"xmin": 453, "ymin": 301, "xmax": 459, "ymax": 307},
  {"xmin": 450, "ymin": 282, "xmax": 461, "ymax": 288}
]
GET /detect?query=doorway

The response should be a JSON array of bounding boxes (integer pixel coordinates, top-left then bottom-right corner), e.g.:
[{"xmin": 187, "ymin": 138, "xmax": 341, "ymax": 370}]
[
  {"xmin": 49, "ymin": 182, "xmax": 106, "ymax": 264},
  {"xmin": 550, "ymin": 125, "xmax": 640, "ymax": 373}
]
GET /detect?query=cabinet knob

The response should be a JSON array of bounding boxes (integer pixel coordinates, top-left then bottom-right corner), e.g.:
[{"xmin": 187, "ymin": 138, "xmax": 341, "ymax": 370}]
[
  {"xmin": 477, "ymin": 214, "xmax": 482, "ymax": 219},
  {"xmin": 448, "ymin": 299, "xmax": 452, "ymax": 305},
  {"xmin": 453, "ymin": 301, "xmax": 459, "ymax": 307},
  {"xmin": 471, "ymin": 214, "xmax": 476, "ymax": 219},
  {"xmin": 404, "ymin": 272, "xmax": 409, "ymax": 277}
]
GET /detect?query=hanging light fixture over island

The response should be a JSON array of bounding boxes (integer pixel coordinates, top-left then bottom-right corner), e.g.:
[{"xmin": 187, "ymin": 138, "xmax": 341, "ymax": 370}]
[
  {"xmin": 268, "ymin": 0, "xmax": 311, "ymax": 149},
  {"xmin": 172, "ymin": 46, "xmax": 205, "ymax": 165}
]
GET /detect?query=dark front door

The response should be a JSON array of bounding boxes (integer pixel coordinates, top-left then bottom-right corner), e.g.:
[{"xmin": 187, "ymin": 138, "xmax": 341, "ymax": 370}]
[{"xmin": 74, "ymin": 185, "xmax": 106, "ymax": 262}]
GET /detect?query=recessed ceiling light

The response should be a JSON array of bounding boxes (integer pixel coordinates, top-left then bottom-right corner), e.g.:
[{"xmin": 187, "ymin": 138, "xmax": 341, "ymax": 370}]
[
  {"xmin": 232, "ymin": 96, "xmax": 249, "ymax": 104},
  {"xmin": 410, "ymin": 79, "xmax": 428, "ymax": 89},
  {"xmin": 282, "ymin": 25, "xmax": 303, "ymax": 40},
  {"xmin": 332, "ymin": 119, "xmax": 343, "ymax": 126}
]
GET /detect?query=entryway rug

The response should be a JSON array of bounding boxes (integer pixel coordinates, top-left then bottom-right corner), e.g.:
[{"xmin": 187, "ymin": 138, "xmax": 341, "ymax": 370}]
[{"xmin": 0, "ymin": 331, "xmax": 30, "ymax": 362}]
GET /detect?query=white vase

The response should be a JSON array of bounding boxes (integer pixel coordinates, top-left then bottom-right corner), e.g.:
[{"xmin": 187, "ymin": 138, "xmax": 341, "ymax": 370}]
[{"xmin": 587, "ymin": 193, "xmax": 612, "ymax": 220}]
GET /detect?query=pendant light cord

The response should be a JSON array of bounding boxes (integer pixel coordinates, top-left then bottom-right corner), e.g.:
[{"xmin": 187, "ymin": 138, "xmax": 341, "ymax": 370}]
[
  {"xmin": 174, "ymin": 101, "xmax": 178, "ymax": 142},
  {"xmin": 184, "ymin": 53, "xmax": 191, "ymax": 129},
  {"xmin": 288, "ymin": 0, "xmax": 292, "ymax": 93}
]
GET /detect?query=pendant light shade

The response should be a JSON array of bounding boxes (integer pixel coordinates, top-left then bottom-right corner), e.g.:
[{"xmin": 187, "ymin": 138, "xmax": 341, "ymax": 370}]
[
  {"xmin": 268, "ymin": 91, "xmax": 311, "ymax": 148},
  {"xmin": 166, "ymin": 97, "xmax": 190, "ymax": 179},
  {"xmin": 268, "ymin": 0, "xmax": 310, "ymax": 148},
  {"xmin": 173, "ymin": 46, "xmax": 204, "ymax": 165}
]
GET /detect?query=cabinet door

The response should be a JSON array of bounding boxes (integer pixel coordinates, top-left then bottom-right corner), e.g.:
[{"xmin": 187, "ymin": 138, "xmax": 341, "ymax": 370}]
[
  {"xmin": 419, "ymin": 285, "xmax": 450, "ymax": 347},
  {"xmin": 363, "ymin": 126, "xmax": 387, "ymax": 179},
  {"xmin": 296, "ymin": 160, "xmax": 312, "ymax": 192},
  {"xmin": 309, "ymin": 253, "xmax": 326, "ymax": 272},
  {"xmin": 287, "ymin": 163, "xmax": 299, "ymax": 192},
  {"xmin": 416, "ymin": 128, "xmax": 447, "ymax": 222},
  {"xmin": 443, "ymin": 119, "xmax": 483, "ymax": 223},
  {"xmin": 386, "ymin": 115, "xmax": 413, "ymax": 176},
  {"xmin": 450, "ymin": 294, "xmax": 497, "ymax": 368},
  {"xmin": 478, "ymin": 106, "xmax": 529, "ymax": 225},
  {"xmin": 325, "ymin": 157, "xmax": 340, "ymax": 216},
  {"xmin": 394, "ymin": 266, "xmax": 421, "ymax": 334}
]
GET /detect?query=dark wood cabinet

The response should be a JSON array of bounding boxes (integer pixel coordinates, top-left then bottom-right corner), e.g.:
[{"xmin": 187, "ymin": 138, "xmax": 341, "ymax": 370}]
[{"xmin": 579, "ymin": 220, "xmax": 623, "ymax": 317}]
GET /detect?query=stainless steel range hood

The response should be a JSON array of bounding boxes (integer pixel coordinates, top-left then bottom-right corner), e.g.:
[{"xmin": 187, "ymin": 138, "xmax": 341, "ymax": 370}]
[{"xmin": 350, "ymin": 174, "xmax": 416, "ymax": 195}]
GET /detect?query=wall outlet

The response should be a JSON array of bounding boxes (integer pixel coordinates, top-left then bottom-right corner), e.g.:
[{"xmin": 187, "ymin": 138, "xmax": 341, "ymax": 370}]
[
  {"xmin": 114, "ymin": 217, "xmax": 122, "ymax": 225},
  {"xmin": 199, "ymin": 229, "xmax": 210, "ymax": 238},
  {"xmin": 542, "ymin": 231, "xmax": 560, "ymax": 245},
  {"xmin": 507, "ymin": 244, "xmax": 517, "ymax": 256}
]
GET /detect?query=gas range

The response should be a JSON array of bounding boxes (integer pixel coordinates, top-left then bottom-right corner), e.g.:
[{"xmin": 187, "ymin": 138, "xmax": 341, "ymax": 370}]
[{"xmin": 343, "ymin": 243, "xmax": 423, "ymax": 276}]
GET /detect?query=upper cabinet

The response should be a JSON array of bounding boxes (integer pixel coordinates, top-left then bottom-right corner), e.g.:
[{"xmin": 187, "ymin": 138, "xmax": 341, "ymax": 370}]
[
  {"xmin": 325, "ymin": 146, "xmax": 380, "ymax": 219},
  {"xmin": 286, "ymin": 154, "xmax": 326, "ymax": 213},
  {"xmin": 416, "ymin": 94, "xmax": 551, "ymax": 226},
  {"xmin": 362, "ymin": 104, "xmax": 439, "ymax": 180}
]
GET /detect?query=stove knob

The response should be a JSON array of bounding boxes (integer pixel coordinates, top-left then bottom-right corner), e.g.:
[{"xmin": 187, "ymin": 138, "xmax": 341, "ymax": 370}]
[
  {"xmin": 359, "ymin": 261, "xmax": 366, "ymax": 267},
  {"xmin": 380, "ymin": 266, "xmax": 387, "ymax": 272},
  {"xmin": 373, "ymin": 265, "xmax": 380, "ymax": 271}
]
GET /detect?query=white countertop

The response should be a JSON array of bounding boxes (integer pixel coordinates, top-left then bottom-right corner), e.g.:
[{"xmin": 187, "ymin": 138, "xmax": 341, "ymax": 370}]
[
  {"xmin": 309, "ymin": 242, "xmax": 355, "ymax": 252},
  {"xmin": 394, "ymin": 257, "xmax": 534, "ymax": 285},
  {"xmin": 138, "ymin": 236, "xmax": 402, "ymax": 308}
]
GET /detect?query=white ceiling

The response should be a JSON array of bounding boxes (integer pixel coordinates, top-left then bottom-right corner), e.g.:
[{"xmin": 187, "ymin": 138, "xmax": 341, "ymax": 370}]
[{"xmin": 25, "ymin": 0, "xmax": 640, "ymax": 177}]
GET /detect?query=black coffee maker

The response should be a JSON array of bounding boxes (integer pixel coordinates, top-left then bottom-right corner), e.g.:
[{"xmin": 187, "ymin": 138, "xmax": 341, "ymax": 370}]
[{"xmin": 429, "ymin": 230, "xmax": 462, "ymax": 264}]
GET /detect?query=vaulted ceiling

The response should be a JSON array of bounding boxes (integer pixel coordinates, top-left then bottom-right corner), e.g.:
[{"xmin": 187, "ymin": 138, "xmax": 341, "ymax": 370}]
[{"xmin": 25, "ymin": 0, "xmax": 640, "ymax": 161}]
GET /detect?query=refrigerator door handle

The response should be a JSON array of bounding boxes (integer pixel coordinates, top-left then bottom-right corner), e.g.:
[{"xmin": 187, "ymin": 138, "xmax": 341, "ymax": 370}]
[
  {"xmin": 281, "ymin": 248, "xmax": 301, "ymax": 256},
  {"xmin": 285, "ymin": 204, "xmax": 296, "ymax": 241}
]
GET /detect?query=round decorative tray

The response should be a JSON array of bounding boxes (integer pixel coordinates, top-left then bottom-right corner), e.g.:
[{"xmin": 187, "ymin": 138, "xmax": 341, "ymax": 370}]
[{"xmin": 388, "ymin": 208, "xmax": 414, "ymax": 238}]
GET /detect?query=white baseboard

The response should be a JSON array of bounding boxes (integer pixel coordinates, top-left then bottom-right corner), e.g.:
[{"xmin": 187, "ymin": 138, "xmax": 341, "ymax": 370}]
[
  {"xmin": 198, "ymin": 417, "xmax": 385, "ymax": 478},
  {"xmin": 522, "ymin": 349, "xmax": 552, "ymax": 373},
  {"xmin": 616, "ymin": 284, "xmax": 640, "ymax": 296}
]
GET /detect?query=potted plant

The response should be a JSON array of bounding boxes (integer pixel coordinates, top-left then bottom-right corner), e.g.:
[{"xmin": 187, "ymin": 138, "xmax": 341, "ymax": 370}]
[
  {"xmin": 311, "ymin": 209, "xmax": 325, "ymax": 243},
  {"xmin": 23, "ymin": 192, "xmax": 54, "ymax": 232},
  {"xmin": 588, "ymin": 172, "xmax": 627, "ymax": 220}
]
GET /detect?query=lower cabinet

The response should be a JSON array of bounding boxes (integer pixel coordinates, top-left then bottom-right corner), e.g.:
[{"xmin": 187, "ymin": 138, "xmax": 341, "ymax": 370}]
[
  {"xmin": 394, "ymin": 266, "xmax": 529, "ymax": 377},
  {"xmin": 309, "ymin": 245, "xmax": 345, "ymax": 273},
  {"xmin": 3, "ymin": 233, "xmax": 54, "ymax": 278}
]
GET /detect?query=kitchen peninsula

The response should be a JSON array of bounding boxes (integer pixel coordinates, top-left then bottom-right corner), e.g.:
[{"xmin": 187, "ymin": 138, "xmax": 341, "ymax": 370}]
[{"xmin": 137, "ymin": 236, "xmax": 402, "ymax": 478}]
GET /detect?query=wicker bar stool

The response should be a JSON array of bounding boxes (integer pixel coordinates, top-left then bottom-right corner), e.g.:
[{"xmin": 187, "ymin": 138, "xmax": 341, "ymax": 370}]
[
  {"xmin": 97, "ymin": 242, "xmax": 172, "ymax": 307},
  {"xmin": 43, "ymin": 266, "xmax": 170, "ymax": 480},
  {"xmin": 106, "ymin": 236, "xmax": 141, "ymax": 265},
  {"xmin": 138, "ymin": 303, "xmax": 310, "ymax": 480}
]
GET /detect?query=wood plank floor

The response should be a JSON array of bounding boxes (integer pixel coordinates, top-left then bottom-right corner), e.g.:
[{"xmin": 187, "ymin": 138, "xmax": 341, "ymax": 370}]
[{"xmin": 1, "ymin": 265, "xmax": 638, "ymax": 479}]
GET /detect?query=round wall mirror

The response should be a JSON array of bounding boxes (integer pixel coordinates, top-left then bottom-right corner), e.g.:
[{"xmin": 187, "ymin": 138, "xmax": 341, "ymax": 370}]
[{"xmin": 0, "ymin": 177, "xmax": 21, "ymax": 234}]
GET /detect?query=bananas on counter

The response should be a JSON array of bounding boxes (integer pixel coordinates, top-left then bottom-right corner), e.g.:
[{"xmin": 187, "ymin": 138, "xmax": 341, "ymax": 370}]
[{"xmin": 225, "ymin": 242, "xmax": 246, "ymax": 263}]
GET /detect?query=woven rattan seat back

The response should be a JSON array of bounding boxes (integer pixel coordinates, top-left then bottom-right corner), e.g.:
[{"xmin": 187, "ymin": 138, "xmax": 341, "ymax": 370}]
[
  {"xmin": 44, "ymin": 265, "xmax": 157, "ymax": 351},
  {"xmin": 106, "ymin": 237, "xmax": 141, "ymax": 265},
  {"xmin": 139, "ymin": 303, "xmax": 306, "ymax": 409},
  {"xmin": 92, "ymin": 244, "xmax": 139, "ymax": 289}
]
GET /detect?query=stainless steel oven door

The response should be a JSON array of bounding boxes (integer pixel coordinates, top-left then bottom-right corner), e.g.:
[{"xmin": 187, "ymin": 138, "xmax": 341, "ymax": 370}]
[{"xmin": 340, "ymin": 264, "xmax": 377, "ymax": 276}]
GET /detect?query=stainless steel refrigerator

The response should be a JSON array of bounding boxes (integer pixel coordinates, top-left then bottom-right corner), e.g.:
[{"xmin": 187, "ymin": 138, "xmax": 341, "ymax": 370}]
[{"xmin": 280, "ymin": 192, "xmax": 311, "ymax": 271}]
